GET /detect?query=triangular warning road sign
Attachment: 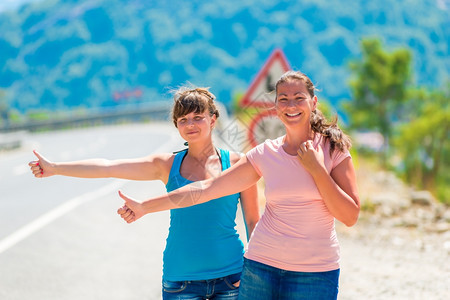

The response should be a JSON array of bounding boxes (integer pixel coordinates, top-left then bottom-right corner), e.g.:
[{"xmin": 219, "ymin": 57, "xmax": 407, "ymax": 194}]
[{"xmin": 240, "ymin": 49, "xmax": 291, "ymax": 108}]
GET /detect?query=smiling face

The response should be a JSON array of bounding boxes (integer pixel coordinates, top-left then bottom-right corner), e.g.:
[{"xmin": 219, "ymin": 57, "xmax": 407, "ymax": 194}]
[
  {"xmin": 176, "ymin": 111, "xmax": 216, "ymax": 142},
  {"xmin": 275, "ymin": 80, "xmax": 317, "ymax": 128}
]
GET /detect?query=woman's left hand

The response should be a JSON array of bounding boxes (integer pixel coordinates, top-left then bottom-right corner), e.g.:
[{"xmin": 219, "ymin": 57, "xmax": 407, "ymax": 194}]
[
  {"xmin": 117, "ymin": 190, "xmax": 145, "ymax": 223},
  {"xmin": 296, "ymin": 140, "xmax": 326, "ymax": 175}
]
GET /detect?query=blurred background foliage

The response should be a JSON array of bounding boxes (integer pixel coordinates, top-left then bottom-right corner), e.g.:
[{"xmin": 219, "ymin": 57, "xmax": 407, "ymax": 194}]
[
  {"xmin": 0, "ymin": 0, "xmax": 448, "ymax": 111},
  {"xmin": 342, "ymin": 39, "xmax": 449, "ymax": 204},
  {"xmin": 0, "ymin": 0, "xmax": 448, "ymax": 202}
]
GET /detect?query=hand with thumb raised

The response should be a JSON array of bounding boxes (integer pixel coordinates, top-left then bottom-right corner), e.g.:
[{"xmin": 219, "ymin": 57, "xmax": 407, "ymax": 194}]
[
  {"xmin": 117, "ymin": 190, "xmax": 145, "ymax": 223},
  {"xmin": 28, "ymin": 150, "xmax": 55, "ymax": 178}
]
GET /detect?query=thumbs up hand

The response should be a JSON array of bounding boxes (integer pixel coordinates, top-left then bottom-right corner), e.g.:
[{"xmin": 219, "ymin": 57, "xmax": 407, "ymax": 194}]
[
  {"xmin": 117, "ymin": 190, "xmax": 145, "ymax": 223},
  {"xmin": 28, "ymin": 150, "xmax": 55, "ymax": 178}
]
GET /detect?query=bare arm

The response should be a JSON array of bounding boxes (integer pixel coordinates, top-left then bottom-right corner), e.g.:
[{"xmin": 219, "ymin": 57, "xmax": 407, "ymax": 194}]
[
  {"xmin": 297, "ymin": 142, "xmax": 360, "ymax": 227},
  {"xmin": 239, "ymin": 184, "xmax": 260, "ymax": 241},
  {"xmin": 311, "ymin": 157, "xmax": 360, "ymax": 226},
  {"xmin": 29, "ymin": 150, "xmax": 173, "ymax": 182},
  {"xmin": 118, "ymin": 156, "xmax": 261, "ymax": 223},
  {"xmin": 230, "ymin": 152, "xmax": 260, "ymax": 241}
]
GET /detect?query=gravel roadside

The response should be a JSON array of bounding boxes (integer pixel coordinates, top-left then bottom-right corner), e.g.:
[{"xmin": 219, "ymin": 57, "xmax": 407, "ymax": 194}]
[
  {"xmin": 337, "ymin": 219, "xmax": 450, "ymax": 299},
  {"xmin": 337, "ymin": 163, "xmax": 450, "ymax": 300}
]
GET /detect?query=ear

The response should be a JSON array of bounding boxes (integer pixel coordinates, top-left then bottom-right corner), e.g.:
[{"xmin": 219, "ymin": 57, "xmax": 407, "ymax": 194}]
[
  {"xmin": 312, "ymin": 95, "xmax": 318, "ymax": 111},
  {"xmin": 210, "ymin": 114, "xmax": 217, "ymax": 128}
]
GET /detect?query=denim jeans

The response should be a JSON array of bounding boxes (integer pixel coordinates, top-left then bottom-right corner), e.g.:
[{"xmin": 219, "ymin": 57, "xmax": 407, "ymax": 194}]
[
  {"xmin": 238, "ymin": 258, "xmax": 339, "ymax": 300},
  {"xmin": 162, "ymin": 272, "xmax": 241, "ymax": 300}
]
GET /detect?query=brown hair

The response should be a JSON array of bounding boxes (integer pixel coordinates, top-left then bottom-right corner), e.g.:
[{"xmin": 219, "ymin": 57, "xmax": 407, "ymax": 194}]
[
  {"xmin": 171, "ymin": 87, "xmax": 219, "ymax": 127},
  {"xmin": 276, "ymin": 70, "xmax": 352, "ymax": 153}
]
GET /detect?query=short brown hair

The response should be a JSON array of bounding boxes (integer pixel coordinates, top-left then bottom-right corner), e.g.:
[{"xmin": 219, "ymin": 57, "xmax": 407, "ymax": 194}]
[{"xmin": 171, "ymin": 87, "xmax": 219, "ymax": 127}]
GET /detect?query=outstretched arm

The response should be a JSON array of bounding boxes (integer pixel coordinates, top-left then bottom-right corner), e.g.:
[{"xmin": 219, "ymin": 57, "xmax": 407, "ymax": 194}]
[
  {"xmin": 118, "ymin": 156, "xmax": 261, "ymax": 223},
  {"xmin": 29, "ymin": 150, "xmax": 172, "ymax": 181}
]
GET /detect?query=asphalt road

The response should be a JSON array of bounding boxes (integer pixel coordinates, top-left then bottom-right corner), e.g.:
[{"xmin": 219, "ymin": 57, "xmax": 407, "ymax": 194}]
[
  {"xmin": 0, "ymin": 123, "xmax": 249, "ymax": 300},
  {"xmin": 2, "ymin": 122, "xmax": 449, "ymax": 300}
]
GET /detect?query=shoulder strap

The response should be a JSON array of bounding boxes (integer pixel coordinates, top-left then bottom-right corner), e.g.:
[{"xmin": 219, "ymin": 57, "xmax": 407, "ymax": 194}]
[
  {"xmin": 168, "ymin": 149, "xmax": 188, "ymax": 178},
  {"xmin": 219, "ymin": 148, "xmax": 231, "ymax": 171}
]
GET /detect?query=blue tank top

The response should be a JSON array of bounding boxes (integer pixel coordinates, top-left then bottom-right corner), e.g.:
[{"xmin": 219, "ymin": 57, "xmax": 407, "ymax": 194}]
[{"xmin": 163, "ymin": 148, "xmax": 244, "ymax": 281}]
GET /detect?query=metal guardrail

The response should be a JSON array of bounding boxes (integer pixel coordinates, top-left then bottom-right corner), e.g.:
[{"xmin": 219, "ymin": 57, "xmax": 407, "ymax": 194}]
[
  {"xmin": 0, "ymin": 104, "xmax": 172, "ymax": 150},
  {"xmin": 0, "ymin": 101, "xmax": 236, "ymax": 151},
  {"xmin": 0, "ymin": 104, "xmax": 171, "ymax": 133},
  {"xmin": 0, "ymin": 132, "xmax": 23, "ymax": 151}
]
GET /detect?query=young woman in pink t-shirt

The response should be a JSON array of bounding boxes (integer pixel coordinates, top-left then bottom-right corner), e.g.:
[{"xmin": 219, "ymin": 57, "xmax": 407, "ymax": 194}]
[{"xmin": 118, "ymin": 71, "xmax": 360, "ymax": 300}]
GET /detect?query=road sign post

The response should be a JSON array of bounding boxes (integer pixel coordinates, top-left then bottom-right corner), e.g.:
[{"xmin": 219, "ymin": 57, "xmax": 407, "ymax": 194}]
[{"xmin": 239, "ymin": 49, "xmax": 291, "ymax": 147}]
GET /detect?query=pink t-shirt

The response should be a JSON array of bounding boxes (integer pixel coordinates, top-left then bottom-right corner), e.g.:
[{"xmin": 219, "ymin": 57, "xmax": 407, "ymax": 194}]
[{"xmin": 245, "ymin": 134, "xmax": 351, "ymax": 272}]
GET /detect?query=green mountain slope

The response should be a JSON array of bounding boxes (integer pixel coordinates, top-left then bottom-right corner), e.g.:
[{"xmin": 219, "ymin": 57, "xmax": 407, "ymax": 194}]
[{"xmin": 0, "ymin": 0, "xmax": 448, "ymax": 112}]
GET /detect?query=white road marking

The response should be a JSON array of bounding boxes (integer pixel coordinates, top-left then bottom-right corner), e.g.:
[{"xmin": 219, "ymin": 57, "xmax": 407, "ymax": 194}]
[
  {"xmin": 0, "ymin": 179, "xmax": 125, "ymax": 255},
  {"xmin": 0, "ymin": 129, "xmax": 182, "ymax": 255}
]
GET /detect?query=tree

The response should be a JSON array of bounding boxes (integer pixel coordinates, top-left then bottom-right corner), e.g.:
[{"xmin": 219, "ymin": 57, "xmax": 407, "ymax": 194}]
[
  {"xmin": 343, "ymin": 38, "xmax": 412, "ymax": 163},
  {"xmin": 393, "ymin": 84, "xmax": 450, "ymax": 203}
]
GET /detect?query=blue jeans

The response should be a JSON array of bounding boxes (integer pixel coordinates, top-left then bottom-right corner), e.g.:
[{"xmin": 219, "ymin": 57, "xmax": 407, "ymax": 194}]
[
  {"xmin": 162, "ymin": 272, "xmax": 241, "ymax": 299},
  {"xmin": 238, "ymin": 258, "xmax": 339, "ymax": 300}
]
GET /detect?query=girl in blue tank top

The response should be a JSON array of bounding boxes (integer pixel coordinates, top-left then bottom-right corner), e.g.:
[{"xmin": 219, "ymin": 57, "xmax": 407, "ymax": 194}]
[
  {"xmin": 164, "ymin": 148, "xmax": 246, "ymax": 281},
  {"xmin": 30, "ymin": 87, "xmax": 260, "ymax": 300},
  {"xmin": 118, "ymin": 87, "xmax": 260, "ymax": 299}
]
